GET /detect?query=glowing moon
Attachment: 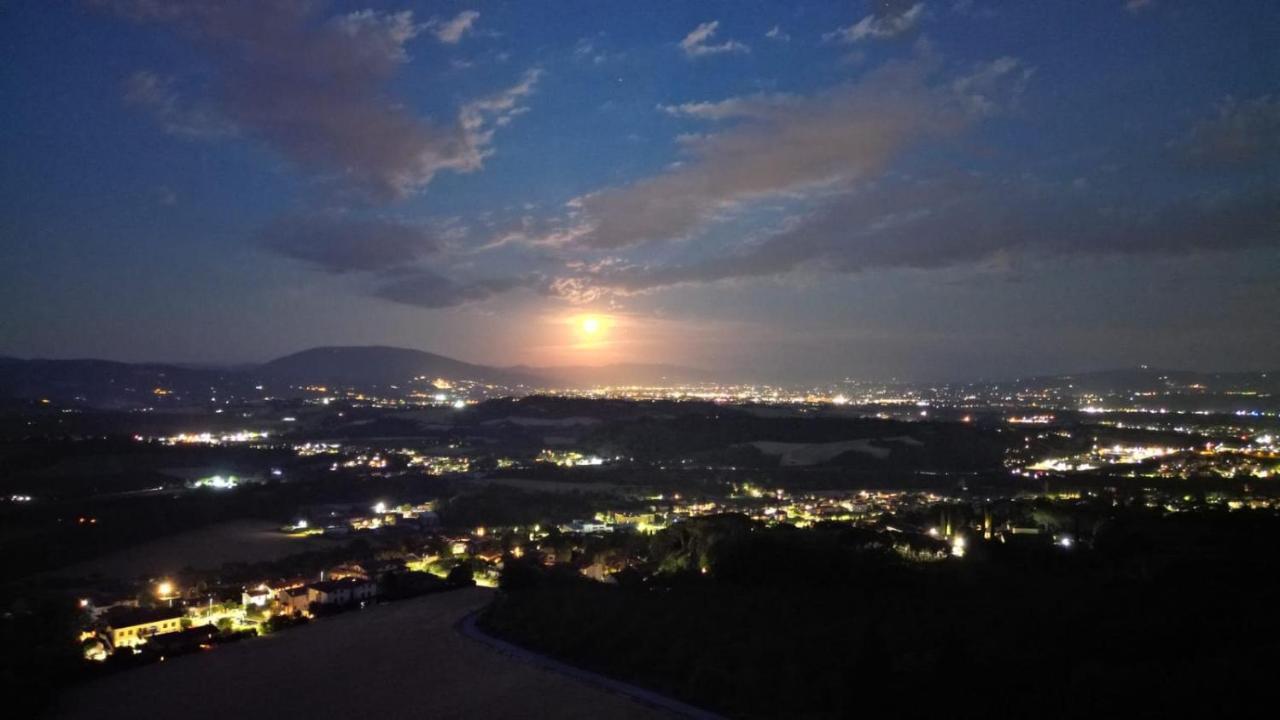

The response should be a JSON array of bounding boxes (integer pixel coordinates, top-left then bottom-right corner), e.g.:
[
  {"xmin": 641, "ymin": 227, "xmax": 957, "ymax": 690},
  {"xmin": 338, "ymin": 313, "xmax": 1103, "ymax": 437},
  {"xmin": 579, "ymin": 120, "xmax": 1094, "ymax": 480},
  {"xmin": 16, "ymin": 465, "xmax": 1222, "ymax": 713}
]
[{"xmin": 570, "ymin": 314, "xmax": 613, "ymax": 347}]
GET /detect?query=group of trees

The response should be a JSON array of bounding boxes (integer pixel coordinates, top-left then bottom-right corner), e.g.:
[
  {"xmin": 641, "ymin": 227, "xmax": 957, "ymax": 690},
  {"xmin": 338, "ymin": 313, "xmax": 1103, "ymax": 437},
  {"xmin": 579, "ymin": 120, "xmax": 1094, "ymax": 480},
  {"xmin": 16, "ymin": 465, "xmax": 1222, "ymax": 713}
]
[{"xmin": 483, "ymin": 510, "xmax": 1280, "ymax": 718}]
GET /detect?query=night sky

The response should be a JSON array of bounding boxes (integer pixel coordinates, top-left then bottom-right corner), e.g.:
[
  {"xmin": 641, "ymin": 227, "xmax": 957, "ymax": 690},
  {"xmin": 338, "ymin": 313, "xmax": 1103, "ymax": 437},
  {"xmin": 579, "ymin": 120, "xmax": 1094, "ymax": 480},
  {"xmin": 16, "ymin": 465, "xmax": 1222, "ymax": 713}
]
[{"xmin": 2, "ymin": 1, "xmax": 1277, "ymax": 381}]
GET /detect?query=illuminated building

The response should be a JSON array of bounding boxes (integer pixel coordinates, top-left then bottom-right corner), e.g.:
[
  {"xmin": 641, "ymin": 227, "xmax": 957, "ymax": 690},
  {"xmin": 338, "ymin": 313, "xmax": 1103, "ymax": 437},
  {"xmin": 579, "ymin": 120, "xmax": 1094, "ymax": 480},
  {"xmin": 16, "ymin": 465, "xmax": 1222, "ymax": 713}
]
[
  {"xmin": 104, "ymin": 607, "xmax": 187, "ymax": 649},
  {"xmin": 307, "ymin": 578, "xmax": 378, "ymax": 608}
]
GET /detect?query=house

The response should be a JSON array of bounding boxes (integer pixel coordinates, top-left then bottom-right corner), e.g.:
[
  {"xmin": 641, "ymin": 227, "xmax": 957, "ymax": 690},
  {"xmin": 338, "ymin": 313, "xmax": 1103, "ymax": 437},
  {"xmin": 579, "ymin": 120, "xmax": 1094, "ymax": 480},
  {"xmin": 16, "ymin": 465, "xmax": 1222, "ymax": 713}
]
[
  {"xmin": 104, "ymin": 607, "xmax": 187, "ymax": 649},
  {"xmin": 275, "ymin": 586, "xmax": 311, "ymax": 616},
  {"xmin": 326, "ymin": 564, "xmax": 369, "ymax": 581},
  {"xmin": 566, "ymin": 519, "xmax": 612, "ymax": 534},
  {"xmin": 241, "ymin": 584, "xmax": 273, "ymax": 608},
  {"xmin": 306, "ymin": 577, "xmax": 377, "ymax": 608}
]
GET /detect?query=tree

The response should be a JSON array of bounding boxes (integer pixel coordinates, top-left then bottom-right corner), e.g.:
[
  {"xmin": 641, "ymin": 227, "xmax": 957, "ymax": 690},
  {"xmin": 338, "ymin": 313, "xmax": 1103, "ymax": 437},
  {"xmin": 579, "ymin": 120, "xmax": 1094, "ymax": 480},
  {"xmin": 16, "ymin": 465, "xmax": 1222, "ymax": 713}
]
[
  {"xmin": 446, "ymin": 562, "xmax": 475, "ymax": 587},
  {"xmin": 498, "ymin": 556, "xmax": 545, "ymax": 592}
]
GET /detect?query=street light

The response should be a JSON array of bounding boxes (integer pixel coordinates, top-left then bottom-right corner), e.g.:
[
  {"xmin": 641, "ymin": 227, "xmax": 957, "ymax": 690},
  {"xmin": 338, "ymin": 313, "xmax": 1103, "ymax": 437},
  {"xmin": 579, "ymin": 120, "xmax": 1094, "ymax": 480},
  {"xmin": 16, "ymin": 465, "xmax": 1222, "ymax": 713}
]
[{"xmin": 156, "ymin": 581, "xmax": 176, "ymax": 606}]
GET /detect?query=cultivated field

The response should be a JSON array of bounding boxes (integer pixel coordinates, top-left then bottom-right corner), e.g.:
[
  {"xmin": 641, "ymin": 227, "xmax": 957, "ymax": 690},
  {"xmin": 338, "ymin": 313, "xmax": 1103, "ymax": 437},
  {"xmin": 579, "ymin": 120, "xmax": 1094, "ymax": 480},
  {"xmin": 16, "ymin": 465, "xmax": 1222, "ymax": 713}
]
[{"xmin": 49, "ymin": 519, "xmax": 342, "ymax": 579}]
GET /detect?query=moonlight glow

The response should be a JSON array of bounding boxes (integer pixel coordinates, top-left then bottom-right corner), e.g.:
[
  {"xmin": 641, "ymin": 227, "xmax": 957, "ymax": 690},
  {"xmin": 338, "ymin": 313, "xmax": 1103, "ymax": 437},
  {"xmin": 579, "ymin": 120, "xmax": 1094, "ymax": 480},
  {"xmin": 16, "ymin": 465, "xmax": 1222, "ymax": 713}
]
[{"xmin": 569, "ymin": 314, "xmax": 614, "ymax": 349}]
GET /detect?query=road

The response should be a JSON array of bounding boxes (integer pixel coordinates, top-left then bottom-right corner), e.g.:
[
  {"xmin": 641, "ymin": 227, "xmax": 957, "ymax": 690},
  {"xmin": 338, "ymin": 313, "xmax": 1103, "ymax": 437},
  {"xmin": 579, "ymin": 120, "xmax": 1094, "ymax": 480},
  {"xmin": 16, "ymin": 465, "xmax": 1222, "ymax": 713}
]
[{"xmin": 53, "ymin": 588, "xmax": 668, "ymax": 719}]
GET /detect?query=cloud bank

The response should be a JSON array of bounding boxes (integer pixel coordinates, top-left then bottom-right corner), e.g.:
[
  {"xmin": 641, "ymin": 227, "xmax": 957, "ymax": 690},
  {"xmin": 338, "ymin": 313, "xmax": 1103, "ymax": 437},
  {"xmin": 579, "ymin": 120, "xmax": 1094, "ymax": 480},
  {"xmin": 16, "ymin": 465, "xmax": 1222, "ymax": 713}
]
[
  {"xmin": 566, "ymin": 57, "xmax": 1028, "ymax": 251},
  {"xmin": 257, "ymin": 216, "xmax": 440, "ymax": 274},
  {"xmin": 104, "ymin": 1, "xmax": 533, "ymax": 201}
]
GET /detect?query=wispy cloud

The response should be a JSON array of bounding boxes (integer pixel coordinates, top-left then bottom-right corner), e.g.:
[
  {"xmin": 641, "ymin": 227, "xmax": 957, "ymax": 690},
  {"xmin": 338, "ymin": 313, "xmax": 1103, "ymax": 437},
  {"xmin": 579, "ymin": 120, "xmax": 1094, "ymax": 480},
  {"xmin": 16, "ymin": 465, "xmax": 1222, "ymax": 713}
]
[
  {"xmin": 950, "ymin": 56, "xmax": 1036, "ymax": 117},
  {"xmin": 658, "ymin": 93, "xmax": 795, "ymax": 120},
  {"xmin": 680, "ymin": 21, "xmax": 749, "ymax": 58},
  {"xmin": 459, "ymin": 69, "xmax": 544, "ymax": 161},
  {"xmin": 765, "ymin": 25, "xmax": 790, "ymax": 42},
  {"xmin": 122, "ymin": 70, "xmax": 235, "ymax": 139},
  {"xmin": 825, "ymin": 2, "xmax": 926, "ymax": 43},
  {"xmin": 1173, "ymin": 95, "xmax": 1280, "ymax": 168},
  {"xmin": 429, "ymin": 10, "xmax": 479, "ymax": 44}
]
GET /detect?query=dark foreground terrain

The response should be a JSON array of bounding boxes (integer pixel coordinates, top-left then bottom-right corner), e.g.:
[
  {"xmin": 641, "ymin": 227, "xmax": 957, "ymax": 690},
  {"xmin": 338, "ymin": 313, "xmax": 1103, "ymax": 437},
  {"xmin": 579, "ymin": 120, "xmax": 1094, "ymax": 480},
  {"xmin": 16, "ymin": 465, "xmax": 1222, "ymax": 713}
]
[
  {"xmin": 53, "ymin": 587, "xmax": 664, "ymax": 720},
  {"xmin": 482, "ymin": 512, "xmax": 1280, "ymax": 719}
]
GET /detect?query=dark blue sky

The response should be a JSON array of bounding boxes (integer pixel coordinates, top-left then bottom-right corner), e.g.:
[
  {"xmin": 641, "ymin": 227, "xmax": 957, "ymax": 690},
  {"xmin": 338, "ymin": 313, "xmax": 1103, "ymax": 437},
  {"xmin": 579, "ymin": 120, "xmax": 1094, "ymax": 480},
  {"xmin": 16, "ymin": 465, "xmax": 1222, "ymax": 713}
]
[{"xmin": 1, "ymin": 1, "xmax": 1277, "ymax": 381}]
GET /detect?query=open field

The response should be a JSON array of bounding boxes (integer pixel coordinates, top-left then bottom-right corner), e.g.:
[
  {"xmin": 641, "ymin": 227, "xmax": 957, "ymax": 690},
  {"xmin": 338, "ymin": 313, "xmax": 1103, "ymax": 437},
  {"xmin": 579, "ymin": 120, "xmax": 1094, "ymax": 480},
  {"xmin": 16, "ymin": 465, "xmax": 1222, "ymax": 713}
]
[
  {"xmin": 53, "ymin": 588, "xmax": 665, "ymax": 720},
  {"xmin": 48, "ymin": 520, "xmax": 343, "ymax": 580}
]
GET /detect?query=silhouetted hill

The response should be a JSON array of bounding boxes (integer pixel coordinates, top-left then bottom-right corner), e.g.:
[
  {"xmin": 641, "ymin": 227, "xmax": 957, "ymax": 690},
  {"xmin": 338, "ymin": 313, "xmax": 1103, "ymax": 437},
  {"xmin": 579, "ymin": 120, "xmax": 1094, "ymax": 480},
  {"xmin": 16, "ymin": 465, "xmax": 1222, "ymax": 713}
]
[
  {"xmin": 254, "ymin": 346, "xmax": 544, "ymax": 388},
  {"xmin": 3, "ymin": 349, "xmax": 1275, "ymax": 409},
  {"xmin": 0, "ymin": 357, "xmax": 250, "ymax": 408}
]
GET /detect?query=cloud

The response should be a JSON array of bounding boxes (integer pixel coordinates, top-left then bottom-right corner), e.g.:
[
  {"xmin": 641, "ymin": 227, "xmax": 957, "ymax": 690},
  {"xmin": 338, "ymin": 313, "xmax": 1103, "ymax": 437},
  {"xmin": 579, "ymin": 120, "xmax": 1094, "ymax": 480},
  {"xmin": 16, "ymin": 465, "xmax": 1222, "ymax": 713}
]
[
  {"xmin": 765, "ymin": 25, "xmax": 790, "ymax": 42},
  {"xmin": 564, "ymin": 56, "xmax": 1030, "ymax": 250},
  {"xmin": 258, "ymin": 216, "xmax": 440, "ymax": 273},
  {"xmin": 825, "ymin": 2, "xmax": 926, "ymax": 43},
  {"xmin": 680, "ymin": 21, "xmax": 749, "ymax": 57},
  {"xmin": 574, "ymin": 36, "xmax": 625, "ymax": 65},
  {"xmin": 459, "ymin": 69, "xmax": 543, "ymax": 158},
  {"xmin": 1174, "ymin": 95, "xmax": 1280, "ymax": 169},
  {"xmin": 429, "ymin": 10, "xmax": 479, "ymax": 44},
  {"xmin": 558, "ymin": 176, "xmax": 1279, "ymax": 297},
  {"xmin": 951, "ymin": 56, "xmax": 1035, "ymax": 117},
  {"xmin": 375, "ymin": 270, "xmax": 535, "ymax": 308},
  {"xmin": 657, "ymin": 93, "xmax": 795, "ymax": 120},
  {"xmin": 122, "ymin": 70, "xmax": 235, "ymax": 138},
  {"xmin": 101, "ymin": 1, "xmax": 535, "ymax": 201},
  {"xmin": 1124, "ymin": 0, "xmax": 1154, "ymax": 14}
]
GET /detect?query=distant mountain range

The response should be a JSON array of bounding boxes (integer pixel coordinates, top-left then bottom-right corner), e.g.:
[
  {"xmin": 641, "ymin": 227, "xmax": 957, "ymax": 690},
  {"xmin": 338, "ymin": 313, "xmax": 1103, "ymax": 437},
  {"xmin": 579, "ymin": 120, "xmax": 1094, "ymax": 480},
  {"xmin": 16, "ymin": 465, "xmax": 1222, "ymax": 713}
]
[
  {"xmin": 0, "ymin": 346, "xmax": 715, "ymax": 408},
  {"xmin": 1, "ymin": 347, "xmax": 1275, "ymax": 409},
  {"xmin": 1007, "ymin": 367, "xmax": 1280, "ymax": 394},
  {"xmin": 0, "ymin": 356, "xmax": 254, "ymax": 409}
]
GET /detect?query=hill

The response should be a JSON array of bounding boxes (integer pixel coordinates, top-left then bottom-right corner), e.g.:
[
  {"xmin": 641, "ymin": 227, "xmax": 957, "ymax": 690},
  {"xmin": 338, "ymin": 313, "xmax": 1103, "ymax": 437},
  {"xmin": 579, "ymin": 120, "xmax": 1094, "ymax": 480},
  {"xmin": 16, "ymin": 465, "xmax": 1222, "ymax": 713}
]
[
  {"xmin": 254, "ymin": 346, "xmax": 543, "ymax": 388},
  {"xmin": 0, "ymin": 357, "xmax": 251, "ymax": 408}
]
